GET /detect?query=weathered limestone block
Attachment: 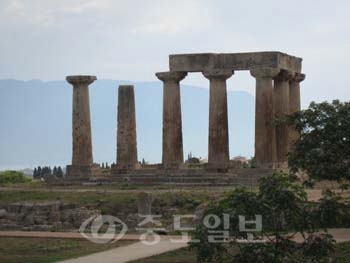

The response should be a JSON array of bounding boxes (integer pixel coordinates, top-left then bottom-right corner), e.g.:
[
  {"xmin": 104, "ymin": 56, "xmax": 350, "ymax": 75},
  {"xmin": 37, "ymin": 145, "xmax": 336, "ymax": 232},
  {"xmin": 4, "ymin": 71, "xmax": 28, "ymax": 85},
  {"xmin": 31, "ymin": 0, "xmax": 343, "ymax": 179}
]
[
  {"xmin": 156, "ymin": 71, "xmax": 187, "ymax": 169},
  {"xmin": 0, "ymin": 209, "xmax": 7, "ymax": 218},
  {"xmin": 137, "ymin": 192, "xmax": 153, "ymax": 216},
  {"xmin": 34, "ymin": 215, "xmax": 48, "ymax": 225},
  {"xmin": 32, "ymin": 225, "xmax": 50, "ymax": 231},
  {"xmin": 203, "ymin": 69, "xmax": 233, "ymax": 167},
  {"xmin": 274, "ymin": 70, "xmax": 294, "ymax": 167},
  {"xmin": 116, "ymin": 85, "xmax": 138, "ymax": 169},
  {"xmin": 250, "ymin": 67, "xmax": 280, "ymax": 168},
  {"xmin": 23, "ymin": 214, "xmax": 34, "ymax": 226},
  {"xmin": 193, "ymin": 203, "xmax": 208, "ymax": 224},
  {"xmin": 48, "ymin": 209, "xmax": 61, "ymax": 223},
  {"xmin": 71, "ymin": 207, "xmax": 97, "ymax": 227}
]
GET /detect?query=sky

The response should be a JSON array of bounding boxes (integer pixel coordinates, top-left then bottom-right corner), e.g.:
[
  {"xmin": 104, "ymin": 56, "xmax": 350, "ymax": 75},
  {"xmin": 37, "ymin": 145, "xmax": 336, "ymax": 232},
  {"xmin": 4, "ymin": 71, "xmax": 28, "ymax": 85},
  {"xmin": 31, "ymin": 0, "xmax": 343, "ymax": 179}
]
[{"xmin": 0, "ymin": 0, "xmax": 349, "ymax": 108}]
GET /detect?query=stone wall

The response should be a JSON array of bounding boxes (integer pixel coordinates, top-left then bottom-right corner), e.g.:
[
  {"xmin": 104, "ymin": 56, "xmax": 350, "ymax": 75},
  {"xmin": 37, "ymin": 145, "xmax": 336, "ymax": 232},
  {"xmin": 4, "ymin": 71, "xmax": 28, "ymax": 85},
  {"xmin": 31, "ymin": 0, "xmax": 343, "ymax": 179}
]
[{"xmin": 0, "ymin": 201, "xmax": 100, "ymax": 231}]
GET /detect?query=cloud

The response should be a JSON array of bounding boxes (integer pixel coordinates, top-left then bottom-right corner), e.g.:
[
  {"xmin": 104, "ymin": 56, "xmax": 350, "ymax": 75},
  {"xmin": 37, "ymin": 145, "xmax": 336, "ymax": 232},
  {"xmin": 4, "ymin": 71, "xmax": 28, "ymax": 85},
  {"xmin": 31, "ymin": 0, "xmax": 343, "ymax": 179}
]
[
  {"xmin": 131, "ymin": 0, "xmax": 212, "ymax": 36},
  {"xmin": 1, "ymin": 0, "xmax": 212, "ymax": 36},
  {"xmin": 1, "ymin": 0, "xmax": 114, "ymax": 27},
  {"xmin": 4, "ymin": 0, "xmax": 25, "ymax": 16},
  {"xmin": 59, "ymin": 0, "xmax": 112, "ymax": 15}
]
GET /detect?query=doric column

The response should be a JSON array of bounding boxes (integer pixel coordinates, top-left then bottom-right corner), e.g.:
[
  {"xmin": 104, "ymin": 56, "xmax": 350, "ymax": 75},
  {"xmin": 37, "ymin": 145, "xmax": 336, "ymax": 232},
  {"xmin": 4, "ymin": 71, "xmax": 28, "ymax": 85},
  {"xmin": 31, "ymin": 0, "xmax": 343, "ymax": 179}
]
[
  {"xmin": 156, "ymin": 71, "xmax": 187, "ymax": 169},
  {"xmin": 116, "ymin": 85, "xmax": 138, "ymax": 169},
  {"xmin": 66, "ymin": 75, "xmax": 97, "ymax": 177},
  {"xmin": 250, "ymin": 67, "xmax": 280, "ymax": 168},
  {"xmin": 273, "ymin": 70, "xmax": 294, "ymax": 167},
  {"xmin": 288, "ymin": 73, "xmax": 305, "ymax": 151},
  {"xmin": 203, "ymin": 69, "xmax": 233, "ymax": 167}
]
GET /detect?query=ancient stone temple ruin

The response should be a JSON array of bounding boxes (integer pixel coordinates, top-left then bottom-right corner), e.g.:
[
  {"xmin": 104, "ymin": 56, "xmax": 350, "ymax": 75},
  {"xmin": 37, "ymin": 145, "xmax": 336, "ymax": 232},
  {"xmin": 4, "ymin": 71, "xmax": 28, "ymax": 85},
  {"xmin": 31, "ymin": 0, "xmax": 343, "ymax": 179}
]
[{"xmin": 66, "ymin": 51, "xmax": 305, "ymax": 182}]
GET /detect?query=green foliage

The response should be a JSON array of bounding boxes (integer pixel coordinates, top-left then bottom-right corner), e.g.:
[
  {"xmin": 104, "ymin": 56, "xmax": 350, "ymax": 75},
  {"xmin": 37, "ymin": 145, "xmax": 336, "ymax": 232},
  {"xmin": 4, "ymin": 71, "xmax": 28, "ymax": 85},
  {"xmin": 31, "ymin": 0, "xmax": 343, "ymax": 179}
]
[
  {"xmin": 317, "ymin": 190, "xmax": 344, "ymax": 228},
  {"xmin": 301, "ymin": 234, "xmax": 335, "ymax": 262},
  {"xmin": 190, "ymin": 173, "xmax": 342, "ymax": 262},
  {"xmin": 285, "ymin": 100, "xmax": 350, "ymax": 181},
  {"xmin": 302, "ymin": 179, "xmax": 316, "ymax": 189},
  {"xmin": 0, "ymin": 170, "xmax": 31, "ymax": 184},
  {"xmin": 339, "ymin": 182, "xmax": 350, "ymax": 192},
  {"xmin": 248, "ymin": 157, "xmax": 257, "ymax": 168}
]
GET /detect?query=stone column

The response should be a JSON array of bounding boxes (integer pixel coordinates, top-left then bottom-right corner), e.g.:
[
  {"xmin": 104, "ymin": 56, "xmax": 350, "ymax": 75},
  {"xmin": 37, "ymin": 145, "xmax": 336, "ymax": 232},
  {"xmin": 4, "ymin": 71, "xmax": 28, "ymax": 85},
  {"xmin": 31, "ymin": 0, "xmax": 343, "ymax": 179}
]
[
  {"xmin": 116, "ymin": 85, "xmax": 138, "ymax": 169},
  {"xmin": 156, "ymin": 71, "xmax": 187, "ymax": 169},
  {"xmin": 66, "ymin": 75, "xmax": 97, "ymax": 177},
  {"xmin": 203, "ymin": 69, "xmax": 233, "ymax": 168},
  {"xmin": 250, "ymin": 67, "xmax": 280, "ymax": 168},
  {"xmin": 288, "ymin": 73, "xmax": 305, "ymax": 151},
  {"xmin": 273, "ymin": 70, "xmax": 293, "ymax": 168}
]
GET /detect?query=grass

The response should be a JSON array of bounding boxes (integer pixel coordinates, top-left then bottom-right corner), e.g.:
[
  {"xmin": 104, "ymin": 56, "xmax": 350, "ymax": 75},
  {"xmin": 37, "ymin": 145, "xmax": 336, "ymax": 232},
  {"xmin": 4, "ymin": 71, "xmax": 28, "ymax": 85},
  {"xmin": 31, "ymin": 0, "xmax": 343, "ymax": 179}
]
[
  {"xmin": 0, "ymin": 189, "xmax": 138, "ymax": 208},
  {"xmin": 2, "ymin": 238, "xmax": 350, "ymax": 263},
  {"xmin": 129, "ymin": 242, "xmax": 350, "ymax": 263},
  {"xmin": 0, "ymin": 185, "xmax": 220, "ymax": 213},
  {"xmin": 0, "ymin": 237, "xmax": 134, "ymax": 263},
  {"xmin": 1, "ymin": 238, "xmax": 350, "ymax": 263},
  {"xmin": 129, "ymin": 247, "xmax": 195, "ymax": 263}
]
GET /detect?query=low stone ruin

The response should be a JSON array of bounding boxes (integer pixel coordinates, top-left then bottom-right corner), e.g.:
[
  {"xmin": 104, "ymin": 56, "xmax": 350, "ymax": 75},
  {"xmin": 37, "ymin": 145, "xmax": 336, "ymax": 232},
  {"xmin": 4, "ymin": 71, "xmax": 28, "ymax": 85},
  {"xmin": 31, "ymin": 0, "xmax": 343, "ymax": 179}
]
[{"xmin": 0, "ymin": 201, "xmax": 100, "ymax": 231}]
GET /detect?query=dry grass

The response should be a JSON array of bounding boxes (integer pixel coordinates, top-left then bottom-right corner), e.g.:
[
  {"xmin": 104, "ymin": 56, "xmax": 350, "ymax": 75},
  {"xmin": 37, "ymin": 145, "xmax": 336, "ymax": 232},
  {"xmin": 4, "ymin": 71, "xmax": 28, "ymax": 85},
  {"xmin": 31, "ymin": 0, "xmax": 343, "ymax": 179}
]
[{"xmin": 0, "ymin": 237, "xmax": 134, "ymax": 263}]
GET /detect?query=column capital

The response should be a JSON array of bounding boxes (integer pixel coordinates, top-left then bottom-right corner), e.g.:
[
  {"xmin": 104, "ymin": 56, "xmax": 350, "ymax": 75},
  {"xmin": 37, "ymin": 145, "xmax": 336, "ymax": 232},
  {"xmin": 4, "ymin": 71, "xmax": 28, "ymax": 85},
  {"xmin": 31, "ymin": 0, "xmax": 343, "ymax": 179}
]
[
  {"xmin": 274, "ymin": 70, "xmax": 294, "ymax": 81},
  {"xmin": 155, "ymin": 71, "xmax": 187, "ymax": 82},
  {"xmin": 203, "ymin": 69, "xmax": 234, "ymax": 80},
  {"xmin": 290, "ymin": 72, "xmax": 306, "ymax": 83},
  {"xmin": 250, "ymin": 67, "xmax": 280, "ymax": 78},
  {"xmin": 66, "ymin": 75, "xmax": 97, "ymax": 86}
]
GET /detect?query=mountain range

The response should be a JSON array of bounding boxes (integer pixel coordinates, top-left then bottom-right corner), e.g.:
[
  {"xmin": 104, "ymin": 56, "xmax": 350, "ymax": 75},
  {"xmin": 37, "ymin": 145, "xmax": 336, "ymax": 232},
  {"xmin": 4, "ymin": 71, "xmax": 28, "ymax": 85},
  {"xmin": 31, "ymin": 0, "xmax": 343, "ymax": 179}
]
[{"xmin": 0, "ymin": 79, "xmax": 255, "ymax": 170}]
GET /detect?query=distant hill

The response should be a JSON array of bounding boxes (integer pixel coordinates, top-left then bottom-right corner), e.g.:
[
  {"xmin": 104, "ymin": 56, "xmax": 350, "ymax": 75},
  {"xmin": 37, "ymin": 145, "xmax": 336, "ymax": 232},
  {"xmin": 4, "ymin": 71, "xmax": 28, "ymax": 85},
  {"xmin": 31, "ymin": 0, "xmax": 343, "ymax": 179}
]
[{"xmin": 0, "ymin": 79, "xmax": 255, "ymax": 169}]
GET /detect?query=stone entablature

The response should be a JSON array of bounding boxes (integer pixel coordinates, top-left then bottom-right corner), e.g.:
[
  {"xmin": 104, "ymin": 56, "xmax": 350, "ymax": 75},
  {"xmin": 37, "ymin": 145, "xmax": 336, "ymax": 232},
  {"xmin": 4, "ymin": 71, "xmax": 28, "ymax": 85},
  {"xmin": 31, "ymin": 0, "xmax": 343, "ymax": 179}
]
[{"xmin": 169, "ymin": 52, "xmax": 302, "ymax": 73}]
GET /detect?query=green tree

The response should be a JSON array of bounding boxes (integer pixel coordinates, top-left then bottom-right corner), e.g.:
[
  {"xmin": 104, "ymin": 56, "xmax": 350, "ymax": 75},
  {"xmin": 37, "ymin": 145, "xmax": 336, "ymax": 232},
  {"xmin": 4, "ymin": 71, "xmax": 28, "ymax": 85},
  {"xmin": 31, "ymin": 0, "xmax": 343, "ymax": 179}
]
[
  {"xmin": 37, "ymin": 166, "xmax": 42, "ymax": 178},
  {"xmin": 53, "ymin": 166, "xmax": 57, "ymax": 176},
  {"xmin": 0, "ymin": 171, "xmax": 31, "ymax": 184},
  {"xmin": 33, "ymin": 168, "xmax": 38, "ymax": 179},
  {"xmin": 190, "ymin": 173, "xmax": 339, "ymax": 262},
  {"xmin": 56, "ymin": 166, "xmax": 64, "ymax": 178},
  {"xmin": 284, "ymin": 100, "xmax": 350, "ymax": 181}
]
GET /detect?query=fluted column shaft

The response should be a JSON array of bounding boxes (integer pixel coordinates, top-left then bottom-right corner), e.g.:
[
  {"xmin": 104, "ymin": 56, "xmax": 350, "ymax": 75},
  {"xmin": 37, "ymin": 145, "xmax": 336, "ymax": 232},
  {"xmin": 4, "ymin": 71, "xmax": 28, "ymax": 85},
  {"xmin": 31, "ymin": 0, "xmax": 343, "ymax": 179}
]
[
  {"xmin": 250, "ymin": 67, "xmax": 280, "ymax": 168},
  {"xmin": 274, "ymin": 70, "xmax": 293, "ymax": 167},
  {"xmin": 66, "ymin": 75, "xmax": 96, "ymax": 166},
  {"xmin": 117, "ymin": 85, "xmax": 138, "ymax": 169},
  {"xmin": 288, "ymin": 73, "xmax": 305, "ymax": 151},
  {"xmin": 203, "ymin": 69, "xmax": 233, "ymax": 165},
  {"xmin": 156, "ymin": 71, "xmax": 187, "ymax": 168}
]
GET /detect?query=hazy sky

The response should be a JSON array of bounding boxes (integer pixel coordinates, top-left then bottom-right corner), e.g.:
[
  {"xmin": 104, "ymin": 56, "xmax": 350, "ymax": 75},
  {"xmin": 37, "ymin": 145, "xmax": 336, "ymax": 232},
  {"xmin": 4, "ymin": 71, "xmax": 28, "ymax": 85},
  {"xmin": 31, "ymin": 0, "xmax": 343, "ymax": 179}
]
[{"xmin": 0, "ymin": 0, "xmax": 349, "ymax": 107}]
